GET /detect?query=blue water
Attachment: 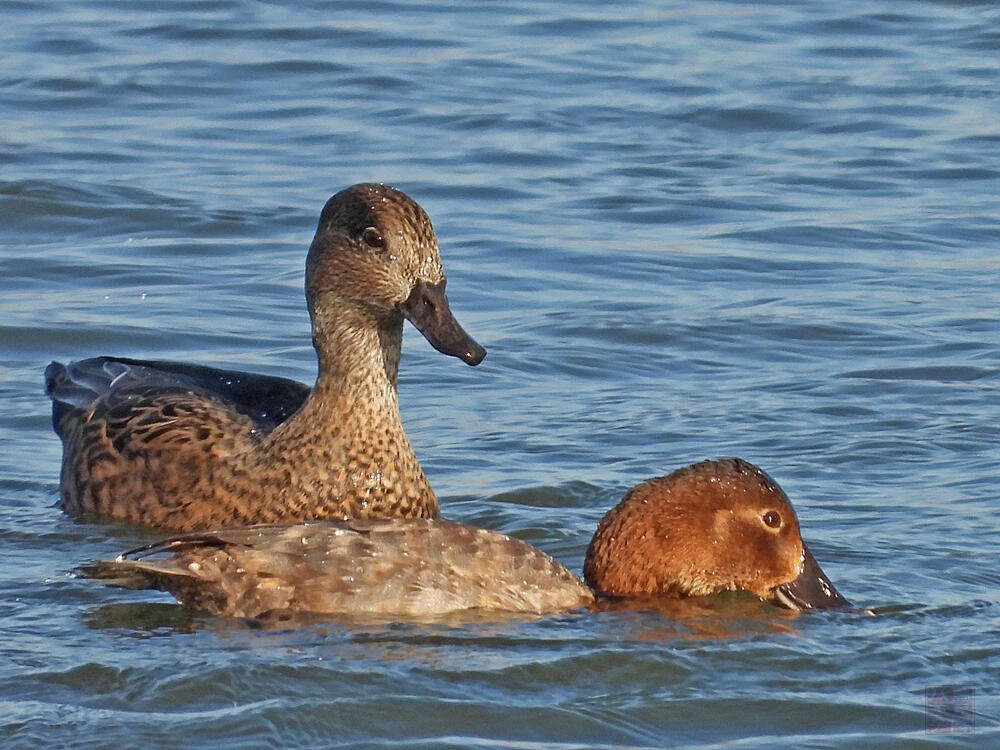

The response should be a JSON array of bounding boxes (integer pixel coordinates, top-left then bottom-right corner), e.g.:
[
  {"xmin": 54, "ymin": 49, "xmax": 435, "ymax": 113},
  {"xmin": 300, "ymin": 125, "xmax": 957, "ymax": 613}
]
[{"xmin": 2, "ymin": 1, "xmax": 998, "ymax": 747}]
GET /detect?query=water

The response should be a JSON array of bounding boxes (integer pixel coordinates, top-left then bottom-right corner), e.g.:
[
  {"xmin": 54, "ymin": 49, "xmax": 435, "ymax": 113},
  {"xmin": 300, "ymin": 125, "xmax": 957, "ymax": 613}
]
[{"xmin": 2, "ymin": 0, "xmax": 998, "ymax": 747}]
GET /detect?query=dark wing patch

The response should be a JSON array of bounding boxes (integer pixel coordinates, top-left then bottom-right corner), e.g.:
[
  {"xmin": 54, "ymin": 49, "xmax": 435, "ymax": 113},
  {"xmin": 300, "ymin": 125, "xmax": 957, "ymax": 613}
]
[{"xmin": 46, "ymin": 356, "xmax": 311, "ymax": 435}]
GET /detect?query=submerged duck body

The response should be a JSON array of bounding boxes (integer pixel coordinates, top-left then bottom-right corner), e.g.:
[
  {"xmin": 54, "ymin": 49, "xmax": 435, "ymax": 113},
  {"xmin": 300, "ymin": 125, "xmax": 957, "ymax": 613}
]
[
  {"xmin": 47, "ymin": 184, "xmax": 485, "ymax": 531},
  {"xmin": 82, "ymin": 459, "xmax": 850, "ymax": 618},
  {"xmin": 85, "ymin": 519, "xmax": 594, "ymax": 618}
]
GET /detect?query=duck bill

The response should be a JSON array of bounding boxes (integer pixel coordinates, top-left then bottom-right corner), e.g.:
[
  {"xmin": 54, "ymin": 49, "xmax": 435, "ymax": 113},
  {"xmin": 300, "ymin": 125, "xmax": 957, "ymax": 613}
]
[
  {"xmin": 769, "ymin": 543, "xmax": 851, "ymax": 611},
  {"xmin": 399, "ymin": 279, "xmax": 486, "ymax": 365}
]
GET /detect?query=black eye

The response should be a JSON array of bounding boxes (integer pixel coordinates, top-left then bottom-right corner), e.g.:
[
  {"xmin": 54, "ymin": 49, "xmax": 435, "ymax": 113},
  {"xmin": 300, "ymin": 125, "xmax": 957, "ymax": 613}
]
[
  {"xmin": 360, "ymin": 227, "xmax": 385, "ymax": 249},
  {"xmin": 763, "ymin": 511, "xmax": 782, "ymax": 529}
]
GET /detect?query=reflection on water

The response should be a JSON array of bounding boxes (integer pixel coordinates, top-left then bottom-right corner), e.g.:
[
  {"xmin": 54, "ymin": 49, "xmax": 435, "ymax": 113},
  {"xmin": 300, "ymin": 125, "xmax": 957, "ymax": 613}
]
[
  {"xmin": 595, "ymin": 592, "xmax": 805, "ymax": 641},
  {"xmin": 81, "ymin": 602, "xmax": 198, "ymax": 636},
  {"xmin": 82, "ymin": 590, "xmax": 813, "ymax": 644}
]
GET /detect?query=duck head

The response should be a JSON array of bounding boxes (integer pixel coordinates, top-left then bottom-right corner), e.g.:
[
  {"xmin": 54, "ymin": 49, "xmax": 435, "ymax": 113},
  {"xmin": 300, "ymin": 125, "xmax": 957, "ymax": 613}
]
[
  {"xmin": 583, "ymin": 458, "xmax": 849, "ymax": 611},
  {"xmin": 305, "ymin": 183, "xmax": 486, "ymax": 368}
]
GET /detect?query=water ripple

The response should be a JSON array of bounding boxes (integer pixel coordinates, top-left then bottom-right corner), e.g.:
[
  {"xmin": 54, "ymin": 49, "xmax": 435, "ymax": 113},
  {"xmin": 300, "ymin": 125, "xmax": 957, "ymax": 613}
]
[{"xmin": 2, "ymin": 0, "xmax": 998, "ymax": 747}]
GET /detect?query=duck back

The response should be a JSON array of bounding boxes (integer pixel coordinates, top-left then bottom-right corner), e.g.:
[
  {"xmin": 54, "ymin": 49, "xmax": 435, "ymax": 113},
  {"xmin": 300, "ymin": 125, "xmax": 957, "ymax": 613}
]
[
  {"xmin": 46, "ymin": 356, "xmax": 310, "ymax": 437},
  {"xmin": 80, "ymin": 519, "xmax": 595, "ymax": 619}
]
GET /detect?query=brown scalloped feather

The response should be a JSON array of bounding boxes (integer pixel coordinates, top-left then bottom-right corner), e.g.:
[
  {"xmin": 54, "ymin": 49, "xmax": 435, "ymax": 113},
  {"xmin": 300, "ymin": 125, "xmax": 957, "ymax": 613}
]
[{"xmin": 80, "ymin": 519, "xmax": 594, "ymax": 618}]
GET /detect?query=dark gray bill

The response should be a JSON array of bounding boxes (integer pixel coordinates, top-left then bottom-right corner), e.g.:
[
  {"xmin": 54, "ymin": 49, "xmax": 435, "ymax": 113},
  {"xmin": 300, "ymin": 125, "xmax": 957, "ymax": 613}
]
[
  {"xmin": 770, "ymin": 543, "xmax": 851, "ymax": 611},
  {"xmin": 399, "ymin": 279, "xmax": 486, "ymax": 365}
]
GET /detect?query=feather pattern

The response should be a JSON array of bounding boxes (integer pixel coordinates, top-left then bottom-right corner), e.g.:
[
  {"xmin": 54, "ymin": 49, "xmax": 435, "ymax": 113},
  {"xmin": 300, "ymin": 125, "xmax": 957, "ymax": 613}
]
[
  {"xmin": 46, "ymin": 184, "xmax": 485, "ymax": 530},
  {"xmin": 79, "ymin": 519, "xmax": 594, "ymax": 618},
  {"xmin": 80, "ymin": 460, "xmax": 851, "ymax": 620}
]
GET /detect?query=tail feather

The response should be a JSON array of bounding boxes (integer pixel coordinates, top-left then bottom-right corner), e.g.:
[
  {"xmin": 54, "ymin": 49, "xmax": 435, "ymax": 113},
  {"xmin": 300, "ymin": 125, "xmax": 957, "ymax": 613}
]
[
  {"xmin": 75, "ymin": 559, "xmax": 196, "ymax": 590},
  {"xmin": 45, "ymin": 359, "xmax": 120, "ymax": 406},
  {"xmin": 45, "ymin": 359, "xmax": 125, "ymax": 437},
  {"xmin": 77, "ymin": 541, "xmax": 239, "ymax": 615},
  {"xmin": 46, "ymin": 361, "xmax": 86, "ymax": 437}
]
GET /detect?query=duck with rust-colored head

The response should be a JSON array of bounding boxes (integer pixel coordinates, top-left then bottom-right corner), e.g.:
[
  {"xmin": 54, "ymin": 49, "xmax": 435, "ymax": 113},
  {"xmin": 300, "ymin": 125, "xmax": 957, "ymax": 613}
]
[
  {"xmin": 81, "ymin": 459, "xmax": 850, "ymax": 618},
  {"xmin": 47, "ymin": 183, "xmax": 485, "ymax": 531}
]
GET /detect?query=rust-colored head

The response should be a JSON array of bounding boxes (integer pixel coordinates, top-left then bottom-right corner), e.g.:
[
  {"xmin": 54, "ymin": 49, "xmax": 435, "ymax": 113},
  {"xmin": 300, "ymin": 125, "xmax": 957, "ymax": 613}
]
[
  {"xmin": 306, "ymin": 183, "xmax": 485, "ymax": 365},
  {"xmin": 583, "ymin": 458, "xmax": 849, "ymax": 611}
]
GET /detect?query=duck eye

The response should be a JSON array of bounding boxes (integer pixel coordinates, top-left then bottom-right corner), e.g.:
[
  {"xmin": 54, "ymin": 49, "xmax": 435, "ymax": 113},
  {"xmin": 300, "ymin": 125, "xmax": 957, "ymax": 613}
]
[
  {"xmin": 763, "ymin": 511, "xmax": 782, "ymax": 529},
  {"xmin": 360, "ymin": 227, "xmax": 385, "ymax": 249}
]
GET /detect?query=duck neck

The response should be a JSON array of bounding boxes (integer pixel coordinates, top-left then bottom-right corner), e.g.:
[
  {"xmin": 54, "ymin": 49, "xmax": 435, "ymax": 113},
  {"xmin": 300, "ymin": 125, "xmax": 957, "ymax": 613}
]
[
  {"xmin": 248, "ymin": 300, "xmax": 438, "ymax": 520},
  {"xmin": 282, "ymin": 300, "xmax": 405, "ymax": 441},
  {"xmin": 312, "ymin": 302, "xmax": 403, "ymax": 392}
]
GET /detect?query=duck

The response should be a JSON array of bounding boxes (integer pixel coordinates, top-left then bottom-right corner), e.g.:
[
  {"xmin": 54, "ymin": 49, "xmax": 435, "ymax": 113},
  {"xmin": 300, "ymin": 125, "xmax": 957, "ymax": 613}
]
[
  {"xmin": 46, "ymin": 183, "xmax": 486, "ymax": 531},
  {"xmin": 79, "ymin": 458, "xmax": 851, "ymax": 618}
]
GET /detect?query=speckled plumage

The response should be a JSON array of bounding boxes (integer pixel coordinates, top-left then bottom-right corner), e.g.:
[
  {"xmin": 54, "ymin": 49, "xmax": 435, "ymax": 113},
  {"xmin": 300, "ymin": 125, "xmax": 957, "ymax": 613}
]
[
  {"xmin": 80, "ymin": 519, "xmax": 595, "ymax": 618},
  {"xmin": 81, "ymin": 459, "xmax": 851, "ymax": 619},
  {"xmin": 47, "ymin": 183, "xmax": 485, "ymax": 531}
]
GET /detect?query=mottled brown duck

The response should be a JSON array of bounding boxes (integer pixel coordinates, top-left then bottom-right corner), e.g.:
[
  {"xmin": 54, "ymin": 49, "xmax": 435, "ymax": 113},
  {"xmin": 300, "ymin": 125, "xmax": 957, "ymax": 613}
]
[
  {"xmin": 47, "ymin": 183, "xmax": 485, "ymax": 531},
  {"xmin": 81, "ymin": 459, "xmax": 851, "ymax": 618}
]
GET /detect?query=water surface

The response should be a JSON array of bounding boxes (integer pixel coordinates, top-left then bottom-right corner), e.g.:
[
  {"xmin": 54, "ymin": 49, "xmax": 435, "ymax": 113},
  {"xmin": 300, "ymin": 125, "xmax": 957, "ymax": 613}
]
[{"xmin": 1, "ymin": 1, "xmax": 998, "ymax": 747}]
